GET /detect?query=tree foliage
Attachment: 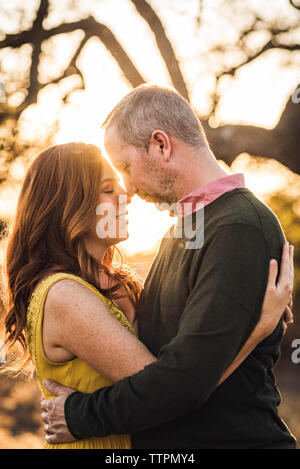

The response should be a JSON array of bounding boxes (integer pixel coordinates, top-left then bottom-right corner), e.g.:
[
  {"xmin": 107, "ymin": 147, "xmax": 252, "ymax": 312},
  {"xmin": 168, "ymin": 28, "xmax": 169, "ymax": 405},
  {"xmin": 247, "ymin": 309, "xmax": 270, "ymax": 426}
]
[{"xmin": 0, "ymin": 0, "xmax": 299, "ymax": 174}]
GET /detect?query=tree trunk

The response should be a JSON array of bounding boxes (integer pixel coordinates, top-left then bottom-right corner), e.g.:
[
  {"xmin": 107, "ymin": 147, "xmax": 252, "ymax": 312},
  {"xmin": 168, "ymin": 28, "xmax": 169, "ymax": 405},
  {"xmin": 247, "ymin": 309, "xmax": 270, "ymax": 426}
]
[{"xmin": 202, "ymin": 85, "xmax": 300, "ymax": 174}]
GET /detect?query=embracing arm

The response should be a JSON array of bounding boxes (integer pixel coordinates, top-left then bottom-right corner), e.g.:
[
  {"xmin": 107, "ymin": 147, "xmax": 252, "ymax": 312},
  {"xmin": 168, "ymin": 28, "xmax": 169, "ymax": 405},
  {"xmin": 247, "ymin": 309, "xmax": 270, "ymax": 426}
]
[
  {"xmin": 218, "ymin": 240, "xmax": 293, "ymax": 385},
  {"xmin": 61, "ymin": 226, "xmax": 293, "ymax": 439},
  {"xmin": 44, "ymin": 280, "xmax": 156, "ymax": 383}
]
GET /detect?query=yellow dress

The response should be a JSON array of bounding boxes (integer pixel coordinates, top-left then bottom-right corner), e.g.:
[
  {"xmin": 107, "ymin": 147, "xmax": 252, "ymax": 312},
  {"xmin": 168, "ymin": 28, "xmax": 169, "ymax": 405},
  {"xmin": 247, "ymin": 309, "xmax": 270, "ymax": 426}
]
[{"xmin": 26, "ymin": 272, "xmax": 134, "ymax": 449}]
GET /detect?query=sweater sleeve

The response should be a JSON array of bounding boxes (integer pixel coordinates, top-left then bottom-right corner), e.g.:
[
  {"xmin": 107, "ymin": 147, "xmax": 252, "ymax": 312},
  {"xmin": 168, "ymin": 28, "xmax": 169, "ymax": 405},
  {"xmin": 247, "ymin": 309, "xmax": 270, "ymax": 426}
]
[{"xmin": 65, "ymin": 223, "xmax": 272, "ymax": 439}]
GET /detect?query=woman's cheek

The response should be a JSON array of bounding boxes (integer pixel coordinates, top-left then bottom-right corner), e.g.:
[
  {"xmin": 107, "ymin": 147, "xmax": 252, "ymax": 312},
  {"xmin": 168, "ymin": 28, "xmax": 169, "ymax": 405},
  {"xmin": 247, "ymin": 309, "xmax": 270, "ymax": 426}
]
[{"xmin": 95, "ymin": 203, "xmax": 118, "ymax": 240}]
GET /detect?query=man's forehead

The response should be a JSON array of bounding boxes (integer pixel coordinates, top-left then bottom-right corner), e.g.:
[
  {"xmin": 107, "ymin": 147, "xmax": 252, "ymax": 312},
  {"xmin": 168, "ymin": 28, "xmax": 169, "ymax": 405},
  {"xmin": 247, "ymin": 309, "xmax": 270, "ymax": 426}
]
[
  {"xmin": 104, "ymin": 125, "xmax": 121, "ymax": 147},
  {"xmin": 104, "ymin": 137, "xmax": 130, "ymax": 166},
  {"xmin": 101, "ymin": 157, "xmax": 118, "ymax": 175}
]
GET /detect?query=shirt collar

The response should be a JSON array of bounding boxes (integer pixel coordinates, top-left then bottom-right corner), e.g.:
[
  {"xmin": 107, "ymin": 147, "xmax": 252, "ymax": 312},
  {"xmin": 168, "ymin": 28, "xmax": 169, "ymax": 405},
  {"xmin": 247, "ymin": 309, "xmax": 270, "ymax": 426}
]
[{"xmin": 175, "ymin": 173, "xmax": 245, "ymax": 217}]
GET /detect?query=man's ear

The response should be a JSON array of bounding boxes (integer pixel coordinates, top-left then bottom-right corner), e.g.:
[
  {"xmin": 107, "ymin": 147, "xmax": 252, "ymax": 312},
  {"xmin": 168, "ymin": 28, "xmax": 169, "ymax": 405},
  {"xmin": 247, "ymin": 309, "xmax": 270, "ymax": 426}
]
[{"xmin": 149, "ymin": 130, "xmax": 171, "ymax": 162}]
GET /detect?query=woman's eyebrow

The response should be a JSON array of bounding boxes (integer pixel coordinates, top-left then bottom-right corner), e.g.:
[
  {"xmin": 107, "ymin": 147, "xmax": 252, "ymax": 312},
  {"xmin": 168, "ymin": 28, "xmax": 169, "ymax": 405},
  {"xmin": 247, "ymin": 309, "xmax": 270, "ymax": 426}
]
[{"xmin": 100, "ymin": 177, "xmax": 119, "ymax": 184}]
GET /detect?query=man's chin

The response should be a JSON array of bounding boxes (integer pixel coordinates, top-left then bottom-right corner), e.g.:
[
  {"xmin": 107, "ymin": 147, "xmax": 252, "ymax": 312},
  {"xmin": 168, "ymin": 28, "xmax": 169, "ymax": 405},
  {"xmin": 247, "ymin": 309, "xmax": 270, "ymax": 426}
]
[{"xmin": 139, "ymin": 193, "xmax": 165, "ymax": 204}]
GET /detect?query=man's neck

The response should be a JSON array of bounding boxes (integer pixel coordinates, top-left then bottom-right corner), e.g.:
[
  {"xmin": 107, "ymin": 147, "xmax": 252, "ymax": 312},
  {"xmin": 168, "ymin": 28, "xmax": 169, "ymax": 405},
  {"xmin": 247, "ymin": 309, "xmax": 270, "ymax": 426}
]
[{"xmin": 176, "ymin": 153, "xmax": 228, "ymax": 201}]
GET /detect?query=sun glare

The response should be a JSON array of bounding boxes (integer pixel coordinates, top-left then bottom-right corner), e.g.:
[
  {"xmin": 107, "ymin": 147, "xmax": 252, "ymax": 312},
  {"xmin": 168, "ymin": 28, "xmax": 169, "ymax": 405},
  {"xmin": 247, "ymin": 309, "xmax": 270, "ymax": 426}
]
[
  {"xmin": 0, "ymin": 183, "xmax": 19, "ymax": 218},
  {"xmin": 119, "ymin": 196, "xmax": 175, "ymax": 256},
  {"xmin": 229, "ymin": 154, "xmax": 298, "ymax": 200},
  {"xmin": 1, "ymin": 1, "xmax": 299, "ymax": 257},
  {"xmin": 1, "ymin": 153, "xmax": 296, "ymax": 257}
]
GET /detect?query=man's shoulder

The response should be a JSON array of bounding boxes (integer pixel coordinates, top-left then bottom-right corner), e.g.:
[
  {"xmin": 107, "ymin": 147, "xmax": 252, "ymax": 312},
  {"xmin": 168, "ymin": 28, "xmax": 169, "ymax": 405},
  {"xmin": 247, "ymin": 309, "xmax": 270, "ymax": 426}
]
[{"xmin": 211, "ymin": 188, "xmax": 282, "ymax": 232}]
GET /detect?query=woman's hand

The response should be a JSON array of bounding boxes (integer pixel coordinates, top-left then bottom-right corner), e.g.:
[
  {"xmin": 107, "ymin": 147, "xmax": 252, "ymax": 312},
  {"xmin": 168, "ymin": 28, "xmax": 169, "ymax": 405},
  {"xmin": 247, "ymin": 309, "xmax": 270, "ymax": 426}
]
[
  {"xmin": 218, "ymin": 240, "xmax": 294, "ymax": 386},
  {"xmin": 258, "ymin": 240, "xmax": 294, "ymax": 339}
]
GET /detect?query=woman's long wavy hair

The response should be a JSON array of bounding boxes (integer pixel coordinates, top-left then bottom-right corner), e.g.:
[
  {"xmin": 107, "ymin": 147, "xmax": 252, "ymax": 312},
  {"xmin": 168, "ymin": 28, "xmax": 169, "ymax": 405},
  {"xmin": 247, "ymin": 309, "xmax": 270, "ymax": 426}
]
[{"xmin": 2, "ymin": 142, "xmax": 141, "ymax": 376}]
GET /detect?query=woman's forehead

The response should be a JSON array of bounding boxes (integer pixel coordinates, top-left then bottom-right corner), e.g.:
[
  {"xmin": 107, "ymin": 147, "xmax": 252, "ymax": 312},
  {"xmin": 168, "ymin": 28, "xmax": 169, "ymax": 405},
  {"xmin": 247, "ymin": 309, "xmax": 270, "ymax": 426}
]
[
  {"xmin": 100, "ymin": 157, "xmax": 124, "ymax": 188},
  {"xmin": 101, "ymin": 159, "xmax": 118, "ymax": 178}
]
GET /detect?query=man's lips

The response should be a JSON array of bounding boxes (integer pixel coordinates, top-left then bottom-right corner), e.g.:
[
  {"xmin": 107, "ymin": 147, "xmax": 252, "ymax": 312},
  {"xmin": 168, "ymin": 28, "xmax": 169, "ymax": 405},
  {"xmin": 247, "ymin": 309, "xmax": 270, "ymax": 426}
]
[{"xmin": 139, "ymin": 193, "xmax": 152, "ymax": 202}]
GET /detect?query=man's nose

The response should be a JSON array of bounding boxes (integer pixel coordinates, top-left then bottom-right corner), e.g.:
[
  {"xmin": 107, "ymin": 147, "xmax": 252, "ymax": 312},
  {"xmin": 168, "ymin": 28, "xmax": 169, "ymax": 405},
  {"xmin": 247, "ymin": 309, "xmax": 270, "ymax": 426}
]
[{"xmin": 123, "ymin": 177, "xmax": 137, "ymax": 198}]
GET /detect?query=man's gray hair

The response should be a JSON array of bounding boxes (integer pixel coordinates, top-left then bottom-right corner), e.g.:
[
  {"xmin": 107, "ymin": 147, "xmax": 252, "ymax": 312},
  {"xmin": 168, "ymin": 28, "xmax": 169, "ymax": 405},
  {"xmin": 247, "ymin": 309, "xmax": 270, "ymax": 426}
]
[{"xmin": 102, "ymin": 84, "xmax": 209, "ymax": 151}]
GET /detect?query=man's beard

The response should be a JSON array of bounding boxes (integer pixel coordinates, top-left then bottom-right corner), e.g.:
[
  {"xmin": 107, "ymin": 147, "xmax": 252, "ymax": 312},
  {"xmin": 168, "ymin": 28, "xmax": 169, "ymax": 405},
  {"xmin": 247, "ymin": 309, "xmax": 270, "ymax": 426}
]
[
  {"xmin": 141, "ymin": 158, "xmax": 178, "ymax": 205},
  {"xmin": 138, "ymin": 185, "xmax": 177, "ymax": 205}
]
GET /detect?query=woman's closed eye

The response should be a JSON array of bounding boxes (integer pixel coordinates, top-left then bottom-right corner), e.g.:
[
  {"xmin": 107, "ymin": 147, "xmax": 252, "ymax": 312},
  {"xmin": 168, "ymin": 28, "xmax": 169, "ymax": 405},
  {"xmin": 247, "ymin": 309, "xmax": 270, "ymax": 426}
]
[{"xmin": 102, "ymin": 183, "xmax": 114, "ymax": 193}]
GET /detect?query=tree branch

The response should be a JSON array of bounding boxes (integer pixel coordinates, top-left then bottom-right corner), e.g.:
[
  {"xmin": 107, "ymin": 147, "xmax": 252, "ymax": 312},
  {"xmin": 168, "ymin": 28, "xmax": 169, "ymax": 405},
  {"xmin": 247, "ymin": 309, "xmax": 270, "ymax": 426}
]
[
  {"xmin": 289, "ymin": 0, "xmax": 300, "ymax": 10},
  {"xmin": 202, "ymin": 84, "xmax": 300, "ymax": 175},
  {"xmin": 129, "ymin": 0, "xmax": 190, "ymax": 101},
  {"xmin": 32, "ymin": 0, "xmax": 49, "ymax": 29},
  {"xmin": 0, "ymin": 11, "xmax": 146, "ymax": 123},
  {"xmin": 43, "ymin": 33, "xmax": 91, "ymax": 87},
  {"xmin": 216, "ymin": 37, "xmax": 300, "ymax": 80}
]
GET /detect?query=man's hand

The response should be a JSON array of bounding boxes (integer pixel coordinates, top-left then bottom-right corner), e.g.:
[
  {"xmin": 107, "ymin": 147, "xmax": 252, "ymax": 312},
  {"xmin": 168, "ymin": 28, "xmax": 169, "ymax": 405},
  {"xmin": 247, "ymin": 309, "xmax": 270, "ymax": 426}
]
[{"xmin": 41, "ymin": 380, "xmax": 78, "ymax": 444}]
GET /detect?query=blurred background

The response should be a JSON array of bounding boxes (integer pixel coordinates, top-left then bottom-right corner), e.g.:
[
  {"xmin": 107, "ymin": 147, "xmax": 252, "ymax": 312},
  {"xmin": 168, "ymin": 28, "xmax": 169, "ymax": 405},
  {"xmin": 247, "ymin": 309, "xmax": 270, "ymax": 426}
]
[{"xmin": 0, "ymin": 0, "xmax": 299, "ymax": 449}]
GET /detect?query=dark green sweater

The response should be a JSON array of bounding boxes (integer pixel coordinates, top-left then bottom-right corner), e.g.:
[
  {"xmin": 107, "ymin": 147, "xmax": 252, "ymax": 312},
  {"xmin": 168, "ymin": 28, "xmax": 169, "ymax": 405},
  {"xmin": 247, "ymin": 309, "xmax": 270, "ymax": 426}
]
[{"xmin": 65, "ymin": 188, "xmax": 296, "ymax": 449}]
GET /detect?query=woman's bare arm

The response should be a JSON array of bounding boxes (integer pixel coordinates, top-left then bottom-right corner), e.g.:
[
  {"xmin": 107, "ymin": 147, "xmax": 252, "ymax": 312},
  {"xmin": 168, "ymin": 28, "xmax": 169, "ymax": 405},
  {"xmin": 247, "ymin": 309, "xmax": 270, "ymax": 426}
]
[
  {"xmin": 44, "ymin": 279, "xmax": 156, "ymax": 383},
  {"xmin": 218, "ymin": 241, "xmax": 294, "ymax": 385},
  {"xmin": 44, "ymin": 242, "xmax": 293, "ymax": 387}
]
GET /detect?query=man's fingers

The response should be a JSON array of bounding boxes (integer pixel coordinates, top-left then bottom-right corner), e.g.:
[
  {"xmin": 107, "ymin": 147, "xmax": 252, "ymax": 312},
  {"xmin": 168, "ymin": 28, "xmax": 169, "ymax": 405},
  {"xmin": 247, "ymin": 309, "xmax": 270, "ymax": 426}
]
[
  {"xmin": 43, "ymin": 379, "xmax": 75, "ymax": 396},
  {"xmin": 44, "ymin": 424, "xmax": 53, "ymax": 435},
  {"xmin": 43, "ymin": 379, "xmax": 63, "ymax": 396},
  {"xmin": 41, "ymin": 398, "xmax": 54, "ymax": 412},
  {"xmin": 45, "ymin": 434, "xmax": 61, "ymax": 445},
  {"xmin": 41, "ymin": 411, "xmax": 50, "ymax": 424}
]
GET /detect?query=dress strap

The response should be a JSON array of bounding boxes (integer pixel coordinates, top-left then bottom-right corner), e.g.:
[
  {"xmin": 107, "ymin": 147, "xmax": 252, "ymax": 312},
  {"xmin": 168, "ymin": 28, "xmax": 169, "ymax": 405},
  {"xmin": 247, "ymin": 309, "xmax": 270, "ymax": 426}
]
[{"xmin": 26, "ymin": 272, "xmax": 136, "ymax": 368}]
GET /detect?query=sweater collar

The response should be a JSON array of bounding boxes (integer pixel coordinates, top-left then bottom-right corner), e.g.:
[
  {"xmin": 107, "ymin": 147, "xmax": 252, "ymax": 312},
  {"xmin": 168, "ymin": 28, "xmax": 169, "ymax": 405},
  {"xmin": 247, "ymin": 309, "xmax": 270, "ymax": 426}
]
[{"xmin": 175, "ymin": 173, "xmax": 245, "ymax": 217}]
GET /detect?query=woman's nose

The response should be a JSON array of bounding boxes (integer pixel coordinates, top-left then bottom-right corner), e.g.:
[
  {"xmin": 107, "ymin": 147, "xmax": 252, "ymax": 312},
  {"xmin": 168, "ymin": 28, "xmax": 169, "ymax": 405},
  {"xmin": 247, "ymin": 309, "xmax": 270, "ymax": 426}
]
[
  {"xmin": 123, "ymin": 175, "xmax": 137, "ymax": 198},
  {"xmin": 117, "ymin": 188, "xmax": 131, "ymax": 207},
  {"xmin": 127, "ymin": 194, "xmax": 132, "ymax": 205}
]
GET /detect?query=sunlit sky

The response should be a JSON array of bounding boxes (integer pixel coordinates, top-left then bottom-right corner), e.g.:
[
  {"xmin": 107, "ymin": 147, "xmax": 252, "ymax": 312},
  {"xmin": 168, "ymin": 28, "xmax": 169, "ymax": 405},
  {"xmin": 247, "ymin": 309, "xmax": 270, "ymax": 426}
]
[{"xmin": 0, "ymin": 0, "xmax": 300, "ymax": 255}]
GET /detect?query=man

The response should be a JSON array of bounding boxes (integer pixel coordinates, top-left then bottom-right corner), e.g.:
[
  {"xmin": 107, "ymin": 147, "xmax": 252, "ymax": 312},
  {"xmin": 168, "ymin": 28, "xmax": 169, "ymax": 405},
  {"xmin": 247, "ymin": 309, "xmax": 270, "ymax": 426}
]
[{"xmin": 41, "ymin": 84, "xmax": 296, "ymax": 448}]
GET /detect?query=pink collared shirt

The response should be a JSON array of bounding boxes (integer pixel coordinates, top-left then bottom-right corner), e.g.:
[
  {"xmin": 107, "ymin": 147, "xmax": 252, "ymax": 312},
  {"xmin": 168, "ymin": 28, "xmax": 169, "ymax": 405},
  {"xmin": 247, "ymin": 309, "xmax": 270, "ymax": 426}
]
[{"xmin": 175, "ymin": 173, "xmax": 245, "ymax": 217}]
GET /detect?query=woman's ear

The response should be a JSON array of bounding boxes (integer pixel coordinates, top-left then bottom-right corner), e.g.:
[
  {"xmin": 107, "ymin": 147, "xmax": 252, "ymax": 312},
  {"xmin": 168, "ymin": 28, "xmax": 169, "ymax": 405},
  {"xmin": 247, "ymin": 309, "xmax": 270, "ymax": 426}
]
[{"xmin": 149, "ymin": 130, "xmax": 171, "ymax": 161}]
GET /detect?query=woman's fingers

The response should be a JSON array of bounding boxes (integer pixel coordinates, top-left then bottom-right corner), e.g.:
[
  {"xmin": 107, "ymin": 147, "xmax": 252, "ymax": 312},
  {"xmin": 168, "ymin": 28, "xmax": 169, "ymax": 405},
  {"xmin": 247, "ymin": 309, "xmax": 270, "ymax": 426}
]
[
  {"xmin": 289, "ymin": 244, "xmax": 294, "ymax": 291},
  {"xmin": 282, "ymin": 321, "xmax": 287, "ymax": 336},
  {"xmin": 266, "ymin": 259, "xmax": 278, "ymax": 289},
  {"xmin": 276, "ymin": 242, "xmax": 294, "ymax": 312},
  {"xmin": 267, "ymin": 241, "xmax": 294, "ymax": 293},
  {"xmin": 282, "ymin": 304, "xmax": 294, "ymax": 336},
  {"xmin": 284, "ymin": 305, "xmax": 294, "ymax": 325},
  {"xmin": 277, "ymin": 241, "xmax": 290, "ymax": 287},
  {"xmin": 261, "ymin": 242, "xmax": 294, "ymax": 339},
  {"xmin": 282, "ymin": 306, "xmax": 293, "ymax": 336}
]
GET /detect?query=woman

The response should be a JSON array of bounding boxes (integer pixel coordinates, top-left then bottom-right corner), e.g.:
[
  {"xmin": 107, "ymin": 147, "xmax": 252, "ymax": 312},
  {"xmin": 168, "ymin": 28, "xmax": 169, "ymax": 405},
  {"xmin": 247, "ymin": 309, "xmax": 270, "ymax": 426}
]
[{"xmin": 2, "ymin": 142, "xmax": 293, "ymax": 449}]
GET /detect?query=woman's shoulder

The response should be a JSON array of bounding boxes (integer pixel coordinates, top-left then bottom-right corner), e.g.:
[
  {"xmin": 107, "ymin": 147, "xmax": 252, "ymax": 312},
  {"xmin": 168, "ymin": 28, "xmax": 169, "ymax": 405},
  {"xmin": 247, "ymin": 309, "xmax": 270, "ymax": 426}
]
[
  {"xmin": 43, "ymin": 273, "xmax": 137, "ymax": 336},
  {"xmin": 28, "ymin": 273, "xmax": 112, "ymax": 323},
  {"xmin": 42, "ymin": 273, "xmax": 110, "ymax": 308},
  {"xmin": 32, "ymin": 272, "xmax": 86, "ymax": 298}
]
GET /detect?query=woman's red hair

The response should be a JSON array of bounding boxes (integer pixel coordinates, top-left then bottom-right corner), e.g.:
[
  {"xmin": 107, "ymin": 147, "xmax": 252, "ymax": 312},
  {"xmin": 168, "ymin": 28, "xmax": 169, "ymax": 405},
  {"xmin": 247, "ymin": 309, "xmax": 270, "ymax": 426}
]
[{"xmin": 2, "ymin": 142, "xmax": 141, "ymax": 375}]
